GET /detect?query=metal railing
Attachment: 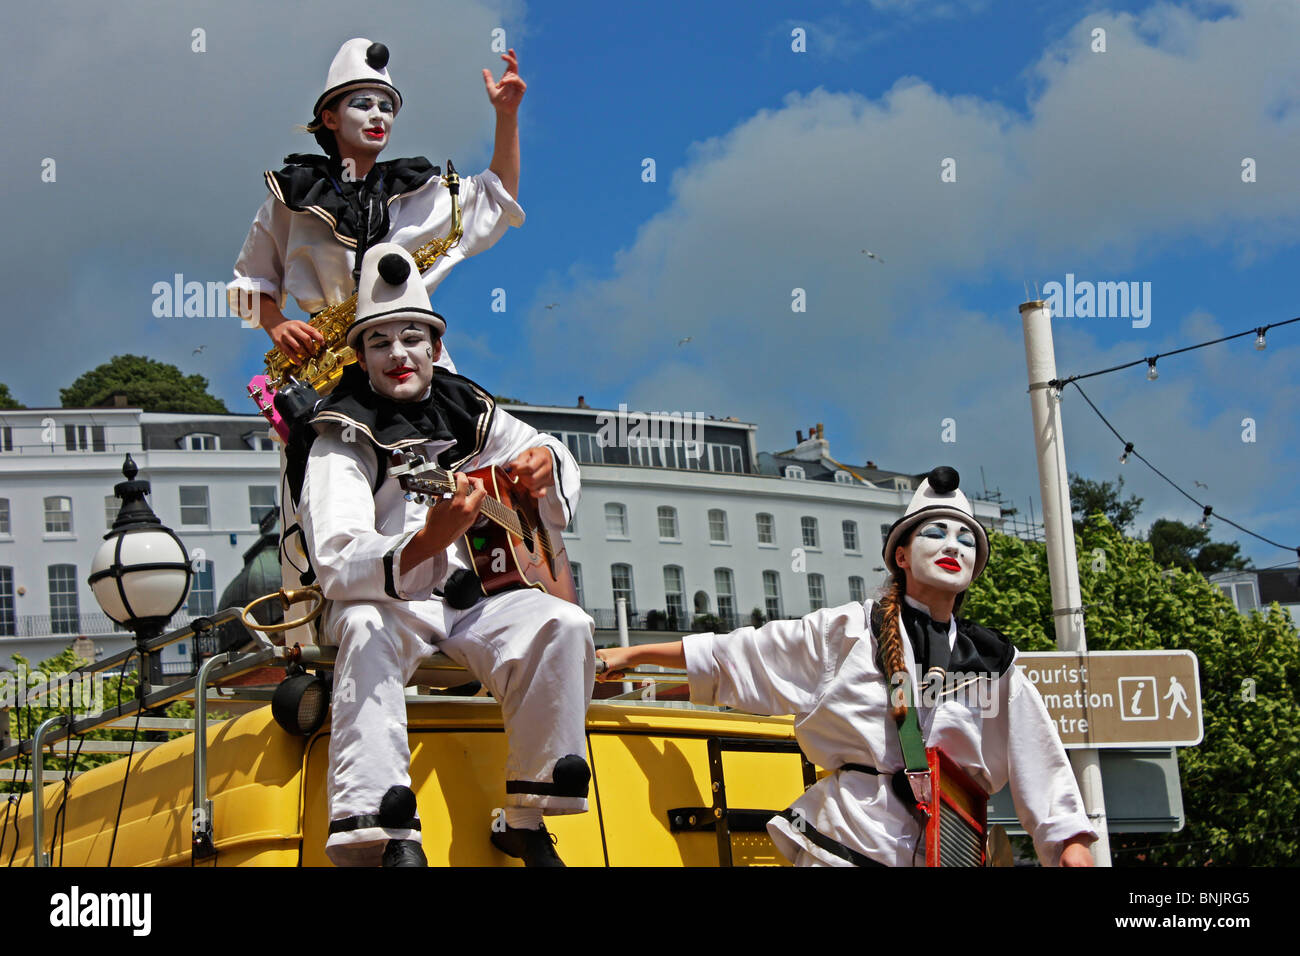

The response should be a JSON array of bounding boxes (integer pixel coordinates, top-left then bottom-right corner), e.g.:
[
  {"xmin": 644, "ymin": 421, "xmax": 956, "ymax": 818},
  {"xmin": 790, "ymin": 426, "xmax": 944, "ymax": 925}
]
[{"xmin": 0, "ymin": 612, "xmax": 206, "ymax": 640}]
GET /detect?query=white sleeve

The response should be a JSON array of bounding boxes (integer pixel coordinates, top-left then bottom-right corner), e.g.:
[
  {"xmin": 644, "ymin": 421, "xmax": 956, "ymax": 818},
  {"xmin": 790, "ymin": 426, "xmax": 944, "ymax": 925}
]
[
  {"xmin": 228, "ymin": 194, "xmax": 289, "ymax": 320},
  {"xmin": 470, "ymin": 407, "xmax": 580, "ymax": 531},
  {"xmin": 455, "ymin": 169, "xmax": 525, "ymax": 258},
  {"xmin": 684, "ymin": 608, "xmax": 844, "ymax": 716},
  {"xmin": 1002, "ymin": 667, "xmax": 1098, "ymax": 866},
  {"xmin": 299, "ymin": 431, "xmax": 445, "ymax": 602}
]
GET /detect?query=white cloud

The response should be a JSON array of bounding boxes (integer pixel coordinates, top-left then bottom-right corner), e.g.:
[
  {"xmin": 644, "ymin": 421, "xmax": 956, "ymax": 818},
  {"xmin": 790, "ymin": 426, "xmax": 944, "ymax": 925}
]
[{"xmin": 529, "ymin": 0, "xmax": 1300, "ymax": 563}]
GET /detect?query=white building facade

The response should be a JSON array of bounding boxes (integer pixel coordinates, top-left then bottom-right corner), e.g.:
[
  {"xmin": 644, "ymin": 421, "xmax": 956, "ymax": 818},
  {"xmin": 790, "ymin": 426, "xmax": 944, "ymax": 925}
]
[
  {"xmin": 0, "ymin": 407, "xmax": 280, "ymax": 669},
  {"xmin": 0, "ymin": 403, "xmax": 1003, "ymax": 668}
]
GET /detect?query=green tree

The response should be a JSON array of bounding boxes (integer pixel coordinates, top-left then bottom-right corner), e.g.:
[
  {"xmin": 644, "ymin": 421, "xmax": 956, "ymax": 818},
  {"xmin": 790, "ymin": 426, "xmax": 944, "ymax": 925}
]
[
  {"xmin": 1070, "ymin": 473, "xmax": 1143, "ymax": 535},
  {"xmin": 0, "ymin": 383, "xmax": 24, "ymax": 409},
  {"xmin": 60, "ymin": 355, "xmax": 228, "ymax": 414},
  {"xmin": 965, "ymin": 520, "xmax": 1300, "ymax": 865},
  {"xmin": 1148, "ymin": 518, "xmax": 1249, "ymax": 575}
]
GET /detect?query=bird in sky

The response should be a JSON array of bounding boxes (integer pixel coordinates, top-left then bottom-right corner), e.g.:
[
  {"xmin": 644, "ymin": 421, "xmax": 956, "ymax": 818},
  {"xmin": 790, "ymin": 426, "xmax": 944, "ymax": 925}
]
[
  {"xmin": 192, "ymin": 345, "xmax": 207, "ymax": 355},
  {"xmin": 860, "ymin": 249, "xmax": 885, "ymax": 263},
  {"xmin": 1194, "ymin": 480, "xmax": 1209, "ymax": 490},
  {"xmin": 544, "ymin": 302, "xmax": 559, "ymax": 310},
  {"xmin": 677, "ymin": 336, "xmax": 693, "ymax": 346}
]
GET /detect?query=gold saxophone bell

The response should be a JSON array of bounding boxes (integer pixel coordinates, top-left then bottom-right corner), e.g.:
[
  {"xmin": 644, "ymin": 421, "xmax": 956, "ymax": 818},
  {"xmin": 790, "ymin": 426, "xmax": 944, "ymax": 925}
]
[
  {"xmin": 242, "ymin": 586, "xmax": 326, "ymax": 633},
  {"xmin": 260, "ymin": 161, "xmax": 464, "ymax": 396}
]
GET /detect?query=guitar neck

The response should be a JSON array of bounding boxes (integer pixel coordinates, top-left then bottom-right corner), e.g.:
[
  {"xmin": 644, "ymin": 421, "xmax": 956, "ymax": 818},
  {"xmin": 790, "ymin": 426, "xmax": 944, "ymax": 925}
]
[{"xmin": 403, "ymin": 471, "xmax": 524, "ymax": 538}]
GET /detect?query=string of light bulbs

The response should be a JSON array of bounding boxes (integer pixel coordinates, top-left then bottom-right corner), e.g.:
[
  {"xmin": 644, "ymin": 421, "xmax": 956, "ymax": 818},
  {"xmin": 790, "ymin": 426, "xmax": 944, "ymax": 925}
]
[
  {"xmin": 1066, "ymin": 380, "xmax": 1300, "ymax": 565},
  {"xmin": 1047, "ymin": 314, "xmax": 1300, "ymax": 388}
]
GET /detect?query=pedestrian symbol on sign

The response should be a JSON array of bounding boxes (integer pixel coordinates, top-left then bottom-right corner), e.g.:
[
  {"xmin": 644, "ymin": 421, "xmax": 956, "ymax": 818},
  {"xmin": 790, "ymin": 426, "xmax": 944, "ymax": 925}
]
[{"xmin": 1118, "ymin": 676, "xmax": 1158, "ymax": 721}]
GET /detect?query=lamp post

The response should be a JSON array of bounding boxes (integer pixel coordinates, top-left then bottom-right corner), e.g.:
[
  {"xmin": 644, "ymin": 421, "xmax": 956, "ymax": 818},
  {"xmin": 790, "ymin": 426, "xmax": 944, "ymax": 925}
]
[{"xmin": 88, "ymin": 454, "xmax": 192, "ymax": 701}]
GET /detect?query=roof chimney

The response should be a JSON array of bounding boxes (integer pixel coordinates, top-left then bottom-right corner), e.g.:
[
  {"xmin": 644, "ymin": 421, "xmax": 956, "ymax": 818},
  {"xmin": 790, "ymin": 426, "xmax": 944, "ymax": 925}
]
[
  {"xmin": 816, "ymin": 423, "xmax": 824, "ymax": 439},
  {"xmin": 796, "ymin": 430, "xmax": 804, "ymax": 442}
]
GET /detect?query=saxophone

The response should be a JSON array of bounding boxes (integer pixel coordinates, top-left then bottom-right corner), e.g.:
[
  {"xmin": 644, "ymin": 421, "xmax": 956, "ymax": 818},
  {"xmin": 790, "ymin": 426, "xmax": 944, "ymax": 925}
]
[{"xmin": 248, "ymin": 161, "xmax": 463, "ymax": 439}]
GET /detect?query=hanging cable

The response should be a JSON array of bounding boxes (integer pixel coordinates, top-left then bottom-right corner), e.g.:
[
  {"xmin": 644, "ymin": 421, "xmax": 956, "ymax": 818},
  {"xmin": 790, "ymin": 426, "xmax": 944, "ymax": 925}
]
[
  {"xmin": 1048, "ymin": 315, "xmax": 1300, "ymax": 389},
  {"xmin": 1068, "ymin": 382, "xmax": 1298, "ymax": 554}
]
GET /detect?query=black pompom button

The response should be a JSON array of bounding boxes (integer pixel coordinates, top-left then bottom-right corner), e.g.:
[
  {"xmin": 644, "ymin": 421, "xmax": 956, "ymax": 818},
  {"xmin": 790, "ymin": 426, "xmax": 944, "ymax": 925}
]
[
  {"xmin": 928, "ymin": 466, "xmax": 960, "ymax": 495},
  {"xmin": 377, "ymin": 252, "xmax": 410, "ymax": 285},
  {"xmin": 366, "ymin": 42, "xmax": 390, "ymax": 70}
]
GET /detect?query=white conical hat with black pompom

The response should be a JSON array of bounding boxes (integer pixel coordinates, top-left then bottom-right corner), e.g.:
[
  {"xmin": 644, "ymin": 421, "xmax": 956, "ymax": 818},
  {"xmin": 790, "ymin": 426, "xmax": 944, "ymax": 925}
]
[
  {"xmin": 346, "ymin": 243, "xmax": 445, "ymax": 347},
  {"xmin": 313, "ymin": 38, "xmax": 403, "ymax": 119},
  {"xmin": 882, "ymin": 466, "xmax": 989, "ymax": 579}
]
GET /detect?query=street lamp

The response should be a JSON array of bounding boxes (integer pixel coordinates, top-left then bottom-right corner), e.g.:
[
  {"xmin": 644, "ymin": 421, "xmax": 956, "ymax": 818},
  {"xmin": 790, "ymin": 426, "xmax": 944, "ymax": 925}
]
[{"xmin": 88, "ymin": 454, "xmax": 192, "ymax": 696}]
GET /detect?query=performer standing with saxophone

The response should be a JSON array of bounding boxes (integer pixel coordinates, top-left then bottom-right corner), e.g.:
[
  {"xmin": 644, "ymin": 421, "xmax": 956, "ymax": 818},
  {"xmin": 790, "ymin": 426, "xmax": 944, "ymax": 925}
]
[
  {"xmin": 597, "ymin": 467, "xmax": 1098, "ymax": 867},
  {"xmin": 228, "ymin": 37, "xmax": 526, "ymax": 374},
  {"xmin": 227, "ymin": 38, "xmax": 527, "ymax": 643}
]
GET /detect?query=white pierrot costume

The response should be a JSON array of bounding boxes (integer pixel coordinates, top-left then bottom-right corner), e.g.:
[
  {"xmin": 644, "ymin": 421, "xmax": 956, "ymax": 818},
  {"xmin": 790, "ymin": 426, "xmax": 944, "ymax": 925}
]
[
  {"xmin": 227, "ymin": 37, "xmax": 524, "ymax": 376},
  {"xmin": 682, "ymin": 468, "xmax": 1096, "ymax": 866},
  {"xmin": 296, "ymin": 245, "xmax": 591, "ymax": 866}
]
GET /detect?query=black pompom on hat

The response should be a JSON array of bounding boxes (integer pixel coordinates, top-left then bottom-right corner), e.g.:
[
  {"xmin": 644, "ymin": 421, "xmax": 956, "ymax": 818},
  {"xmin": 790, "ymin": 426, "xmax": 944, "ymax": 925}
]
[{"xmin": 377, "ymin": 252, "xmax": 411, "ymax": 285}]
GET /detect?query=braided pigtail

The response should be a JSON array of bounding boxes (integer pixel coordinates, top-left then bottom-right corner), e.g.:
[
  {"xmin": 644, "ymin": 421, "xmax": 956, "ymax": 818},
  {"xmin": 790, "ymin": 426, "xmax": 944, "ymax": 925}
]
[{"xmin": 875, "ymin": 572, "xmax": 910, "ymax": 721}]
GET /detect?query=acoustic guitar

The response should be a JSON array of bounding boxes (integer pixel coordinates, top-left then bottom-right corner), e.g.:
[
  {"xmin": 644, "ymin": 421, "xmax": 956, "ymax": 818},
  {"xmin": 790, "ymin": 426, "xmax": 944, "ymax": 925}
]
[{"xmin": 388, "ymin": 451, "xmax": 578, "ymax": 605}]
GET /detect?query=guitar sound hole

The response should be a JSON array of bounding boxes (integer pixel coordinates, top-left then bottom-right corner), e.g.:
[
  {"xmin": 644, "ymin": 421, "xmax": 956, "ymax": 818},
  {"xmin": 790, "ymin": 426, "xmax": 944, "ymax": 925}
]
[{"xmin": 516, "ymin": 508, "xmax": 535, "ymax": 553}]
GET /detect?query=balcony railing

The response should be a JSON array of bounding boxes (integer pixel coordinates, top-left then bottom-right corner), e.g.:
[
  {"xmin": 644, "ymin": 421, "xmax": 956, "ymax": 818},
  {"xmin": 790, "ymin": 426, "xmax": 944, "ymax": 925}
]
[{"xmin": 0, "ymin": 612, "xmax": 206, "ymax": 640}]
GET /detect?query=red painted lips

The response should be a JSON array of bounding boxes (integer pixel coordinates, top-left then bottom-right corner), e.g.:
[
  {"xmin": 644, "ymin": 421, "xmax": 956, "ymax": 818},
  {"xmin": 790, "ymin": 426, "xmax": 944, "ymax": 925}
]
[{"xmin": 935, "ymin": 557, "xmax": 962, "ymax": 572}]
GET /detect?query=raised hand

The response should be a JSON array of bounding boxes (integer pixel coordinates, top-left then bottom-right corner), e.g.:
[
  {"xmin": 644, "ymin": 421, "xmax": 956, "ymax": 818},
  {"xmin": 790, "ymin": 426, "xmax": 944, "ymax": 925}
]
[{"xmin": 482, "ymin": 48, "xmax": 526, "ymax": 116}]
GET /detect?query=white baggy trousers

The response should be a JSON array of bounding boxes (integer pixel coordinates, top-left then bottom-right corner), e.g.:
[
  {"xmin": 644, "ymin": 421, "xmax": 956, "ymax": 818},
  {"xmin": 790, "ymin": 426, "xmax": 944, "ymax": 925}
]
[{"xmin": 323, "ymin": 588, "xmax": 596, "ymax": 866}]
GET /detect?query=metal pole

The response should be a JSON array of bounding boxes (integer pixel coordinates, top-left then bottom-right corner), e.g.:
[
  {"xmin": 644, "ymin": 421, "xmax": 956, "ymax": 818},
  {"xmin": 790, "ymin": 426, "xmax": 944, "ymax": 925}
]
[
  {"xmin": 192, "ymin": 651, "xmax": 232, "ymax": 861},
  {"xmin": 31, "ymin": 714, "xmax": 68, "ymax": 867},
  {"xmin": 1019, "ymin": 299, "xmax": 1113, "ymax": 866},
  {"xmin": 615, "ymin": 597, "xmax": 632, "ymax": 696}
]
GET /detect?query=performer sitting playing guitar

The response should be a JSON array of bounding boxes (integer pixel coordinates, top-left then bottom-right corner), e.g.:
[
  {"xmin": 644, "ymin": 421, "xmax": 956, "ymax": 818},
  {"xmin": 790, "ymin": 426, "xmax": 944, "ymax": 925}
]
[{"xmin": 294, "ymin": 241, "xmax": 593, "ymax": 868}]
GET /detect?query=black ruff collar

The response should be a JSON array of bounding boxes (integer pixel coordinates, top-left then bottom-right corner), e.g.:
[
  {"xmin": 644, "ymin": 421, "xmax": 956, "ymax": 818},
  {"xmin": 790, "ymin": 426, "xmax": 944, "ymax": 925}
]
[
  {"xmin": 872, "ymin": 602, "xmax": 1016, "ymax": 678},
  {"xmin": 264, "ymin": 154, "xmax": 439, "ymax": 248},
  {"xmin": 310, "ymin": 363, "xmax": 494, "ymax": 467}
]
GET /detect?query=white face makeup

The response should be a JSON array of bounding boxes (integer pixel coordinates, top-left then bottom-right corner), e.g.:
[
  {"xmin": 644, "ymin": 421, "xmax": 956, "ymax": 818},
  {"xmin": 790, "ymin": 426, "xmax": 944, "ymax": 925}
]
[
  {"xmin": 325, "ymin": 87, "xmax": 395, "ymax": 156},
  {"xmin": 356, "ymin": 320, "xmax": 438, "ymax": 402},
  {"xmin": 898, "ymin": 519, "xmax": 978, "ymax": 595}
]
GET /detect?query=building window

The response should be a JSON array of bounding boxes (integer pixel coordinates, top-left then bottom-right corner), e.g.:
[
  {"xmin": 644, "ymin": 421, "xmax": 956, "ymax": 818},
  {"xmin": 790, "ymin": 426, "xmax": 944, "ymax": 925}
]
[
  {"xmin": 180, "ymin": 486, "xmax": 210, "ymax": 525},
  {"xmin": 181, "ymin": 433, "xmax": 219, "ymax": 451},
  {"xmin": 552, "ymin": 431, "xmax": 605, "ymax": 465},
  {"xmin": 104, "ymin": 495, "xmax": 120, "ymax": 529},
  {"xmin": 708, "ymin": 509, "xmax": 729, "ymax": 544},
  {"xmin": 880, "ymin": 523, "xmax": 893, "ymax": 547},
  {"xmin": 249, "ymin": 486, "xmax": 276, "ymax": 525},
  {"xmin": 1217, "ymin": 581, "xmax": 1258, "ymax": 612},
  {"xmin": 0, "ymin": 567, "xmax": 14, "ymax": 636},
  {"xmin": 604, "ymin": 502, "xmax": 628, "ymax": 538},
  {"xmin": 1, "ymin": 426, "xmax": 12, "ymax": 452},
  {"xmin": 44, "ymin": 496, "xmax": 73, "ymax": 534},
  {"xmin": 849, "ymin": 576, "xmax": 866, "ymax": 603},
  {"xmin": 843, "ymin": 520, "xmax": 859, "ymax": 552},
  {"xmin": 564, "ymin": 510, "xmax": 578, "ymax": 536},
  {"xmin": 715, "ymin": 568, "xmax": 736, "ymax": 627},
  {"xmin": 834, "ymin": 471, "xmax": 856, "ymax": 485},
  {"xmin": 189, "ymin": 560, "xmax": 216, "ymax": 616},
  {"xmin": 801, "ymin": 516, "xmax": 820, "ymax": 549},
  {"xmin": 755, "ymin": 513, "xmax": 775, "ymax": 545},
  {"xmin": 48, "ymin": 564, "xmax": 79, "ymax": 634},
  {"xmin": 783, "ymin": 465, "xmax": 805, "ymax": 480},
  {"xmin": 808, "ymin": 573, "xmax": 826, "ymax": 611},
  {"xmin": 762, "ymin": 571, "xmax": 783, "ymax": 620},
  {"xmin": 0, "ymin": 498, "xmax": 9, "ymax": 535},
  {"xmin": 663, "ymin": 565, "xmax": 685, "ymax": 628},
  {"xmin": 611, "ymin": 563, "xmax": 635, "ymax": 614},
  {"xmin": 571, "ymin": 563, "xmax": 585, "ymax": 608},
  {"xmin": 657, "ymin": 506, "xmax": 679, "ymax": 540},
  {"xmin": 630, "ymin": 438, "xmax": 710, "ymax": 470},
  {"xmin": 244, "ymin": 431, "xmax": 276, "ymax": 451},
  {"xmin": 893, "ymin": 477, "xmax": 913, "ymax": 491},
  {"xmin": 65, "ymin": 424, "xmax": 104, "ymax": 452},
  {"xmin": 709, "ymin": 445, "xmax": 744, "ymax": 473}
]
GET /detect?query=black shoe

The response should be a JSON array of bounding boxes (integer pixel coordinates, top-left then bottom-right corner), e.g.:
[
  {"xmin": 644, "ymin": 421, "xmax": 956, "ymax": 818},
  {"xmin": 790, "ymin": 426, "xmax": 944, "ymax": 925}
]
[
  {"xmin": 490, "ymin": 824, "xmax": 565, "ymax": 867},
  {"xmin": 382, "ymin": 838, "xmax": 427, "ymax": 867}
]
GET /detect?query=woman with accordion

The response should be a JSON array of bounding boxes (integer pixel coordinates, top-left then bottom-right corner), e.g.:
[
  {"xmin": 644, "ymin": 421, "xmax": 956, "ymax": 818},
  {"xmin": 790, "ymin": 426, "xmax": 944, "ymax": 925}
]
[{"xmin": 597, "ymin": 466, "xmax": 1097, "ymax": 867}]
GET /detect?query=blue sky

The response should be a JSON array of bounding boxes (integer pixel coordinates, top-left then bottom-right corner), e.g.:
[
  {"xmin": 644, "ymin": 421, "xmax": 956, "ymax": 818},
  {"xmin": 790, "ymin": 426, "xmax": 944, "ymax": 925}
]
[{"xmin": 2, "ymin": 0, "xmax": 1297, "ymax": 569}]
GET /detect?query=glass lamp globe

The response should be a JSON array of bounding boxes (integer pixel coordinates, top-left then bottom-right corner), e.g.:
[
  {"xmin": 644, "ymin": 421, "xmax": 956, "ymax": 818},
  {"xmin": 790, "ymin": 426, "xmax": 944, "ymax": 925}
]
[{"xmin": 87, "ymin": 454, "xmax": 192, "ymax": 630}]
